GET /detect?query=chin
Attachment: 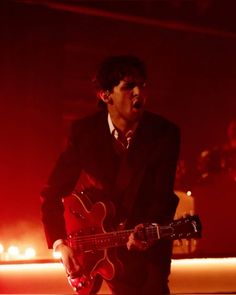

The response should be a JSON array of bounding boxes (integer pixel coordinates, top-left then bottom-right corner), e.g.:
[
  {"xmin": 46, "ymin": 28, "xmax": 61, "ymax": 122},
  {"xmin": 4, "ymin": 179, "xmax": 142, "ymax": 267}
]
[{"xmin": 129, "ymin": 109, "xmax": 143, "ymax": 121}]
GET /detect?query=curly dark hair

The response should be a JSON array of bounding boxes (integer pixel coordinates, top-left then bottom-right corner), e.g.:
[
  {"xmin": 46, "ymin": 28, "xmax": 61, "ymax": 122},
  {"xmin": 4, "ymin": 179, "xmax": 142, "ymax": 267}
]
[{"xmin": 94, "ymin": 55, "xmax": 147, "ymax": 92}]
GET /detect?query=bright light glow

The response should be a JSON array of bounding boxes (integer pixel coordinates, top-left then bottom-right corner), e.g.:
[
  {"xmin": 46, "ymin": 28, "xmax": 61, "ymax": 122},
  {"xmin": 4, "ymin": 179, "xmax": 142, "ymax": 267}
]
[
  {"xmin": 173, "ymin": 257, "xmax": 236, "ymax": 266},
  {"xmin": 0, "ymin": 259, "xmax": 236, "ymax": 294},
  {"xmin": 186, "ymin": 190, "xmax": 192, "ymax": 197},
  {"xmin": 24, "ymin": 247, "xmax": 36, "ymax": 259},
  {"xmin": 53, "ymin": 251, "xmax": 62, "ymax": 259},
  {"xmin": 0, "ymin": 262, "xmax": 63, "ymax": 271},
  {"xmin": 0, "ymin": 244, "xmax": 4, "ymax": 253},
  {"xmin": 8, "ymin": 246, "xmax": 19, "ymax": 256},
  {"xmin": 0, "ymin": 258, "xmax": 236, "ymax": 271}
]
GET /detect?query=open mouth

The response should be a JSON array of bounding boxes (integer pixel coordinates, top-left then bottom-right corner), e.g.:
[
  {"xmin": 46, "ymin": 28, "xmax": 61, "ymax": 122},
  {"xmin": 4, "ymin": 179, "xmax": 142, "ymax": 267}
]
[{"xmin": 133, "ymin": 101, "xmax": 142, "ymax": 109}]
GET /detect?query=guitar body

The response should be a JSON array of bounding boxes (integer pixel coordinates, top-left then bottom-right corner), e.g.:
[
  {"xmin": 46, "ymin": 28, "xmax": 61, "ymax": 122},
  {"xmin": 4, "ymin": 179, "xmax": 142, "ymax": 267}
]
[
  {"xmin": 63, "ymin": 193, "xmax": 122, "ymax": 294},
  {"xmin": 62, "ymin": 192, "xmax": 202, "ymax": 294}
]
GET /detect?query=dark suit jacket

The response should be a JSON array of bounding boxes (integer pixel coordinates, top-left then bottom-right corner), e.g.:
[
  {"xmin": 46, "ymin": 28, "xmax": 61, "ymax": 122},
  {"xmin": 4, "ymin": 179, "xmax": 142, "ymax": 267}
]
[{"xmin": 41, "ymin": 109, "xmax": 180, "ymax": 263}]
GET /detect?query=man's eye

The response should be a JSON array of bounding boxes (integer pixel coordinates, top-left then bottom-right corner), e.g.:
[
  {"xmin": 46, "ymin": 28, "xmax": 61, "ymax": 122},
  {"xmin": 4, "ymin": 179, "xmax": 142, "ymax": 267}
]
[
  {"xmin": 122, "ymin": 81, "xmax": 146, "ymax": 90},
  {"xmin": 123, "ymin": 82, "xmax": 135, "ymax": 89}
]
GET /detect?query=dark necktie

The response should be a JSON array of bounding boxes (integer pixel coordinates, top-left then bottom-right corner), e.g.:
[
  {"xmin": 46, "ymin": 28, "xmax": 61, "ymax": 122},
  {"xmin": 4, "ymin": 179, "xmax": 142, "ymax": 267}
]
[{"xmin": 113, "ymin": 130, "xmax": 133, "ymax": 154}]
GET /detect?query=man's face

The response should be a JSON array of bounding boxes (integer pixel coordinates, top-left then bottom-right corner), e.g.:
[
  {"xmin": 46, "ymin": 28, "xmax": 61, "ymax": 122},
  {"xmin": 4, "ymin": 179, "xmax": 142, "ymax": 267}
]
[{"xmin": 108, "ymin": 76, "xmax": 147, "ymax": 123}]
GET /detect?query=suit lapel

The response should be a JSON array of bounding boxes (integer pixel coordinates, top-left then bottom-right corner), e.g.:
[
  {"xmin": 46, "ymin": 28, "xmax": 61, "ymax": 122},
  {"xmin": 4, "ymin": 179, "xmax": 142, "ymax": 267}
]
[{"xmin": 91, "ymin": 111, "xmax": 120, "ymax": 187}]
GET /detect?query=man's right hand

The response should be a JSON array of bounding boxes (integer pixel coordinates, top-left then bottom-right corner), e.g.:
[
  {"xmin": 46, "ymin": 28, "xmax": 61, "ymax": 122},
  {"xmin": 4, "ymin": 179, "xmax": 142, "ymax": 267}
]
[{"xmin": 56, "ymin": 243, "xmax": 80, "ymax": 276}]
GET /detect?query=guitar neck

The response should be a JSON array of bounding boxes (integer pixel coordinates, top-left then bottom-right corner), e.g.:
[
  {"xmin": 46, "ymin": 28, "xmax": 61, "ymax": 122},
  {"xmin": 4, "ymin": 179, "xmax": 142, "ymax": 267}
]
[
  {"xmin": 68, "ymin": 228, "xmax": 133, "ymax": 251},
  {"xmin": 68, "ymin": 224, "xmax": 175, "ymax": 252},
  {"xmin": 68, "ymin": 215, "xmax": 201, "ymax": 252}
]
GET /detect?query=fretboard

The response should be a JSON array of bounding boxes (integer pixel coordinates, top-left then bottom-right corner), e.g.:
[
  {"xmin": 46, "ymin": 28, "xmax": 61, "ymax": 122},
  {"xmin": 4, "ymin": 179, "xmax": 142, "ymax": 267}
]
[
  {"xmin": 68, "ymin": 225, "xmax": 162, "ymax": 252},
  {"xmin": 67, "ymin": 215, "xmax": 201, "ymax": 252}
]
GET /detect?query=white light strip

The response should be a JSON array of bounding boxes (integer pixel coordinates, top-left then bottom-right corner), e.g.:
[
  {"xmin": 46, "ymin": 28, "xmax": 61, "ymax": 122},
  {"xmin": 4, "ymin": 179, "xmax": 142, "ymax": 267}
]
[
  {"xmin": 0, "ymin": 263, "xmax": 63, "ymax": 271},
  {"xmin": 173, "ymin": 257, "xmax": 236, "ymax": 266},
  {"xmin": 1, "ymin": 258, "xmax": 236, "ymax": 271}
]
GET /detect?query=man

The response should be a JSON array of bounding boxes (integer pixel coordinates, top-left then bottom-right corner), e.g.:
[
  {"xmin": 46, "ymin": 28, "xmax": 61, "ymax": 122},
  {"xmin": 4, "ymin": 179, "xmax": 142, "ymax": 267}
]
[{"xmin": 41, "ymin": 55, "xmax": 180, "ymax": 294}]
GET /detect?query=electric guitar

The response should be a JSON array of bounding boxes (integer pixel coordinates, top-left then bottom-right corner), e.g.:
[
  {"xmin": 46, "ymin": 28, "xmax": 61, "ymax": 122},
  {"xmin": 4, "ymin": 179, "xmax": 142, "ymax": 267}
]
[{"xmin": 62, "ymin": 193, "xmax": 201, "ymax": 295}]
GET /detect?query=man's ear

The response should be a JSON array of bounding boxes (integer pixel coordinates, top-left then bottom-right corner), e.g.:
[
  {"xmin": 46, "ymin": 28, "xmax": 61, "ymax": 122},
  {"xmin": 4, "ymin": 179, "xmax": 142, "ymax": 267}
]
[{"xmin": 99, "ymin": 90, "xmax": 112, "ymax": 104}]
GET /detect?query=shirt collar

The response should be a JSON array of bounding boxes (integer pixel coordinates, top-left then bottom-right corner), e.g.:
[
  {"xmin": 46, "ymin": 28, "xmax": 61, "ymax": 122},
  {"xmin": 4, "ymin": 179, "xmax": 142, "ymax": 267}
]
[
  {"xmin": 107, "ymin": 113, "xmax": 138, "ymax": 140},
  {"xmin": 108, "ymin": 113, "xmax": 117, "ymax": 137}
]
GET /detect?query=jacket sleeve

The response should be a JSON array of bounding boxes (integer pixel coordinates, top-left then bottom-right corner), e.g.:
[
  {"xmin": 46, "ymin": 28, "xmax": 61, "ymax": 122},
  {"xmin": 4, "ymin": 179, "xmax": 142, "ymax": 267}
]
[{"xmin": 40, "ymin": 123, "xmax": 82, "ymax": 248}]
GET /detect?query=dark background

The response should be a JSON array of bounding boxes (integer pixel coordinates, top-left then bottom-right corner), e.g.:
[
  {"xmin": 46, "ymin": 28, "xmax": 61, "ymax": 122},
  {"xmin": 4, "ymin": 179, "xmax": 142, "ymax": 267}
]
[{"xmin": 1, "ymin": 0, "xmax": 236, "ymax": 257}]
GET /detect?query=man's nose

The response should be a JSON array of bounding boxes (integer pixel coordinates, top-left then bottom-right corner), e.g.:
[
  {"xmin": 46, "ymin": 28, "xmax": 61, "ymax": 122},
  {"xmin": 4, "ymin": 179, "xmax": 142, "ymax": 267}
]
[{"xmin": 133, "ymin": 86, "xmax": 141, "ymax": 96}]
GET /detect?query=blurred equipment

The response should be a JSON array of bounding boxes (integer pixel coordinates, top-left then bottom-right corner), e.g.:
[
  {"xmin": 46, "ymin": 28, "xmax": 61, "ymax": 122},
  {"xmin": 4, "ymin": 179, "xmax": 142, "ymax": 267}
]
[
  {"xmin": 173, "ymin": 159, "xmax": 198, "ymax": 256},
  {"xmin": 198, "ymin": 147, "xmax": 236, "ymax": 181},
  {"xmin": 194, "ymin": 120, "xmax": 236, "ymax": 256},
  {"xmin": 198, "ymin": 119, "xmax": 236, "ymax": 182},
  {"xmin": 173, "ymin": 190, "xmax": 196, "ymax": 256}
]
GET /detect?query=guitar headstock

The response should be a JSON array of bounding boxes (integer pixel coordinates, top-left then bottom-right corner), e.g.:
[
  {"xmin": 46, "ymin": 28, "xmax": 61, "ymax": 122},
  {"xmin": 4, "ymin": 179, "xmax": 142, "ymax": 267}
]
[
  {"xmin": 160, "ymin": 215, "xmax": 202, "ymax": 240},
  {"xmin": 170, "ymin": 215, "xmax": 202, "ymax": 239}
]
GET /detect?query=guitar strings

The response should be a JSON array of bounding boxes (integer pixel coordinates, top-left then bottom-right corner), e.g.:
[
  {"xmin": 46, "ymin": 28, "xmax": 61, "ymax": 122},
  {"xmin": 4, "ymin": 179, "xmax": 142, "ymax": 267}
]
[
  {"xmin": 69, "ymin": 225, "xmax": 173, "ymax": 242},
  {"xmin": 69, "ymin": 229, "xmax": 133, "ymax": 244},
  {"xmin": 68, "ymin": 224, "xmax": 193, "ymax": 249},
  {"xmin": 68, "ymin": 227, "xmax": 163, "ymax": 249}
]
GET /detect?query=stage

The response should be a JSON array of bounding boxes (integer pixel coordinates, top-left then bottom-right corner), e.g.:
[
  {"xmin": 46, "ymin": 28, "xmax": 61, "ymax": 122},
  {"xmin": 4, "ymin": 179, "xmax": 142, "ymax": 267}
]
[{"xmin": 1, "ymin": 258, "xmax": 236, "ymax": 294}]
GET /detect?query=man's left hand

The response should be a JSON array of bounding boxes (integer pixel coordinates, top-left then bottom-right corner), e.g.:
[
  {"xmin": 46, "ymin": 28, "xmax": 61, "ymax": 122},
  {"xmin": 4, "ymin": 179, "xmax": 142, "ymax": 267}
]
[{"xmin": 127, "ymin": 223, "xmax": 149, "ymax": 251}]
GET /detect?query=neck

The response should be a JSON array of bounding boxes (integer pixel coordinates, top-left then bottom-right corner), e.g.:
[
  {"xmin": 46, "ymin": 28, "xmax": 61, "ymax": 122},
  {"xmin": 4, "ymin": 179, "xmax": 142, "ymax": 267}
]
[{"xmin": 109, "ymin": 113, "xmax": 137, "ymax": 134}]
